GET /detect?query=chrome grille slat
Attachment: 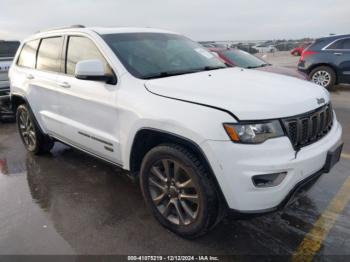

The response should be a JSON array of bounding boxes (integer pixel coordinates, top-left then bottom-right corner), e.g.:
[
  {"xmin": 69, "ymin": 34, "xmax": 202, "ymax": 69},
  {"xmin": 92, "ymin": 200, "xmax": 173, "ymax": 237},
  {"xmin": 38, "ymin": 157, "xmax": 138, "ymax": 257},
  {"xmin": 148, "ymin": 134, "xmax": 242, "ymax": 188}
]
[{"xmin": 282, "ymin": 104, "xmax": 333, "ymax": 150}]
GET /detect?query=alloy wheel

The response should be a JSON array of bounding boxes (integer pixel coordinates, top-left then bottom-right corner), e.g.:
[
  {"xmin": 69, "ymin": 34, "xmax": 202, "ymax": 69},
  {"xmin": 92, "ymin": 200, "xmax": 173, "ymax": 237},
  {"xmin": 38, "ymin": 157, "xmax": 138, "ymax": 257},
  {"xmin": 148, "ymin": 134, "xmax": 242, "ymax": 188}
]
[
  {"xmin": 148, "ymin": 159, "xmax": 200, "ymax": 226},
  {"xmin": 18, "ymin": 110, "xmax": 36, "ymax": 150},
  {"xmin": 312, "ymin": 70, "xmax": 331, "ymax": 87}
]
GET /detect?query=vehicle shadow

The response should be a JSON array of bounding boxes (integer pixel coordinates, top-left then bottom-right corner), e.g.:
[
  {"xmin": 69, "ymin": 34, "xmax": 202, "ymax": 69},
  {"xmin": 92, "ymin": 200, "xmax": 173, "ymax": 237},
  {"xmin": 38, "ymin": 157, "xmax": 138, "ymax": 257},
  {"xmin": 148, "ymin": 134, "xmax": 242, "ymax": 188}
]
[{"xmin": 24, "ymin": 145, "xmax": 321, "ymax": 256}]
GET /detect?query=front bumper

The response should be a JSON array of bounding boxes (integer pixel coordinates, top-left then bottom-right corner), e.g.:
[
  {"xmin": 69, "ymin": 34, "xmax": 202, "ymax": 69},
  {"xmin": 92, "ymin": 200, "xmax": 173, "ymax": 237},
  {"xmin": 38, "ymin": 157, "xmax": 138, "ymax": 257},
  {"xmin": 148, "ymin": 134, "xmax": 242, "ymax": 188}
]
[{"xmin": 201, "ymin": 117, "xmax": 342, "ymax": 212}]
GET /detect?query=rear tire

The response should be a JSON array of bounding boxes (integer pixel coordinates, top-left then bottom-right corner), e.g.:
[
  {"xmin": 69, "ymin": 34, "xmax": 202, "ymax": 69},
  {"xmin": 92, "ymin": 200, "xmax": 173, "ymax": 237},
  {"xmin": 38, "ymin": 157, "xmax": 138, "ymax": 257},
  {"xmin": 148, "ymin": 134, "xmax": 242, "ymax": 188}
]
[
  {"xmin": 140, "ymin": 144, "xmax": 221, "ymax": 238},
  {"xmin": 309, "ymin": 66, "xmax": 336, "ymax": 90},
  {"xmin": 16, "ymin": 104, "xmax": 54, "ymax": 154}
]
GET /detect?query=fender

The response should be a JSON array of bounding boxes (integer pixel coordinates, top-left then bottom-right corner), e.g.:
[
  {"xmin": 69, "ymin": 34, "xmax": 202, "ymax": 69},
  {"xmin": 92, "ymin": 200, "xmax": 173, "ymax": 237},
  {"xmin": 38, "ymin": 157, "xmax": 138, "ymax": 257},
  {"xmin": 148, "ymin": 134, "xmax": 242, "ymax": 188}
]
[
  {"xmin": 129, "ymin": 127, "xmax": 229, "ymax": 210},
  {"xmin": 11, "ymin": 92, "xmax": 47, "ymax": 135}
]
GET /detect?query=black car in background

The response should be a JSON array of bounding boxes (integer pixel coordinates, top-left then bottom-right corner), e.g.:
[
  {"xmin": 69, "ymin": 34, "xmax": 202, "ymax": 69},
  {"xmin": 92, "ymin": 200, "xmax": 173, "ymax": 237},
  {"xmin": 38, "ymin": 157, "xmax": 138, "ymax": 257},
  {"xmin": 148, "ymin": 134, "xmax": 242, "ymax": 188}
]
[{"xmin": 298, "ymin": 34, "xmax": 350, "ymax": 90}]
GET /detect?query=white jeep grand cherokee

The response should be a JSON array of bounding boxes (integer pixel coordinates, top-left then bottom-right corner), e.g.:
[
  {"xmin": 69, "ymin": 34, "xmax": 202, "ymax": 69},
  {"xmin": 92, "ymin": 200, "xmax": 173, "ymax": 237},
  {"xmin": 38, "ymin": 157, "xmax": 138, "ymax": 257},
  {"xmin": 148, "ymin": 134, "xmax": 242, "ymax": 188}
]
[{"xmin": 9, "ymin": 26, "xmax": 343, "ymax": 238}]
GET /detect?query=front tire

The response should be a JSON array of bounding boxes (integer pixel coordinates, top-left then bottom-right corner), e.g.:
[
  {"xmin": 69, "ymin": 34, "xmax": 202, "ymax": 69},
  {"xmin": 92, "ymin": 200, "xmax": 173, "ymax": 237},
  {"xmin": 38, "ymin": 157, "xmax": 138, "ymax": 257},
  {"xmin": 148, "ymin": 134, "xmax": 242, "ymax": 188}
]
[
  {"xmin": 16, "ymin": 104, "xmax": 54, "ymax": 154},
  {"xmin": 309, "ymin": 66, "xmax": 336, "ymax": 90},
  {"xmin": 140, "ymin": 144, "xmax": 220, "ymax": 238}
]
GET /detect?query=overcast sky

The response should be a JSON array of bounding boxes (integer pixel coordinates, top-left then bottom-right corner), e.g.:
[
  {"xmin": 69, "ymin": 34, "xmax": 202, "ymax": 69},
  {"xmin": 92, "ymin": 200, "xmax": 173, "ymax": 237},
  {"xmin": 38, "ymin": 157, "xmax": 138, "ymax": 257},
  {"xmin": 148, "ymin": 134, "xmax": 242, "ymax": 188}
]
[{"xmin": 0, "ymin": 0, "xmax": 349, "ymax": 41}]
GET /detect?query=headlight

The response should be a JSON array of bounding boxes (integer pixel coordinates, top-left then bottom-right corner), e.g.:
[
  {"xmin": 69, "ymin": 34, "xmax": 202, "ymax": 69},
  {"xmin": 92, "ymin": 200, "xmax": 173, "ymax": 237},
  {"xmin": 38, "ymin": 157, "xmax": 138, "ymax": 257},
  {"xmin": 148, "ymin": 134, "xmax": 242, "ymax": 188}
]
[{"xmin": 223, "ymin": 120, "xmax": 284, "ymax": 144}]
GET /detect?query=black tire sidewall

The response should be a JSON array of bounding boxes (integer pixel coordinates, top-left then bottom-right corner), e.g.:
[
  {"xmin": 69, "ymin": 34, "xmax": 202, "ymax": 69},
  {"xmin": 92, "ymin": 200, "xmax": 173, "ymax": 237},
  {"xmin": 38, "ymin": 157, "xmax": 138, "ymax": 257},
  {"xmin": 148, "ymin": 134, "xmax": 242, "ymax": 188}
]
[{"xmin": 140, "ymin": 145, "xmax": 216, "ymax": 238}]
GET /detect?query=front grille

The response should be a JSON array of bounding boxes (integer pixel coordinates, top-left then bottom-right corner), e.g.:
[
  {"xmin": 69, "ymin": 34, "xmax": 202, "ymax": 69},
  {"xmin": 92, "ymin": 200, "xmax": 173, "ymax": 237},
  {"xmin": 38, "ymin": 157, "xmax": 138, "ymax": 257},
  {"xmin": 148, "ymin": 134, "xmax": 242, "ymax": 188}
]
[{"xmin": 282, "ymin": 104, "xmax": 333, "ymax": 150}]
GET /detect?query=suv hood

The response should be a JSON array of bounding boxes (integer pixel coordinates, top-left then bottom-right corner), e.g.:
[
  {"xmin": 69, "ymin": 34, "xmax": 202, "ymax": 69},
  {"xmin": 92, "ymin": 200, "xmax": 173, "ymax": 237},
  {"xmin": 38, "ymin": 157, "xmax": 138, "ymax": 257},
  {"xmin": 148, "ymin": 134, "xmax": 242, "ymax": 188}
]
[{"xmin": 145, "ymin": 68, "xmax": 329, "ymax": 120}]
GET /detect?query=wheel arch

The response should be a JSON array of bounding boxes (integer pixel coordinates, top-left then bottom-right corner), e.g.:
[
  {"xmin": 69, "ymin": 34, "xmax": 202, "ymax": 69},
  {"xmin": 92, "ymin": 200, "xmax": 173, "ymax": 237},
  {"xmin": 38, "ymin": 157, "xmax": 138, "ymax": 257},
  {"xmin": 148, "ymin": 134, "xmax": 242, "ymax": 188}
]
[
  {"xmin": 129, "ymin": 128, "xmax": 229, "ymax": 208},
  {"xmin": 11, "ymin": 93, "xmax": 27, "ymax": 111},
  {"xmin": 11, "ymin": 93, "xmax": 46, "ymax": 134}
]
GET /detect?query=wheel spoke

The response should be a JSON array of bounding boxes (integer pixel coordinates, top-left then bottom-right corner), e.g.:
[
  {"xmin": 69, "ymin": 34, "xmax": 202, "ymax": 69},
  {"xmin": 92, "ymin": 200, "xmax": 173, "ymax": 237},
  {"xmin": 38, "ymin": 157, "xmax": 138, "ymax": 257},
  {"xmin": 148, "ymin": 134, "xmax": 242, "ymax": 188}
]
[
  {"xmin": 173, "ymin": 162, "xmax": 181, "ymax": 182},
  {"xmin": 162, "ymin": 160, "xmax": 171, "ymax": 180},
  {"xmin": 152, "ymin": 192, "xmax": 166, "ymax": 205},
  {"xmin": 179, "ymin": 193, "xmax": 199, "ymax": 204},
  {"xmin": 180, "ymin": 200, "xmax": 196, "ymax": 220},
  {"xmin": 28, "ymin": 131, "xmax": 36, "ymax": 146},
  {"xmin": 162, "ymin": 199, "xmax": 172, "ymax": 217},
  {"xmin": 173, "ymin": 199, "xmax": 186, "ymax": 225},
  {"xmin": 20, "ymin": 114, "xmax": 26, "ymax": 127},
  {"xmin": 151, "ymin": 166, "xmax": 167, "ymax": 183},
  {"xmin": 177, "ymin": 178, "xmax": 194, "ymax": 189},
  {"xmin": 25, "ymin": 113, "xmax": 30, "ymax": 127},
  {"xmin": 149, "ymin": 177, "xmax": 166, "ymax": 191}
]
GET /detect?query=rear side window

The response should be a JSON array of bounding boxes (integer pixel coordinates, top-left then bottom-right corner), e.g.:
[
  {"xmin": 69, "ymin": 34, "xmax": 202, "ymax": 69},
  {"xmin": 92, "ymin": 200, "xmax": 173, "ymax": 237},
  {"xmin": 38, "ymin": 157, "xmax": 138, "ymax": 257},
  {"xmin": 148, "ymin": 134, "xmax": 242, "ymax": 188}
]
[
  {"xmin": 17, "ymin": 40, "xmax": 40, "ymax": 68},
  {"xmin": 66, "ymin": 36, "xmax": 112, "ymax": 76},
  {"xmin": 37, "ymin": 37, "xmax": 63, "ymax": 72},
  {"xmin": 342, "ymin": 39, "xmax": 350, "ymax": 49},
  {"xmin": 326, "ymin": 38, "xmax": 350, "ymax": 50}
]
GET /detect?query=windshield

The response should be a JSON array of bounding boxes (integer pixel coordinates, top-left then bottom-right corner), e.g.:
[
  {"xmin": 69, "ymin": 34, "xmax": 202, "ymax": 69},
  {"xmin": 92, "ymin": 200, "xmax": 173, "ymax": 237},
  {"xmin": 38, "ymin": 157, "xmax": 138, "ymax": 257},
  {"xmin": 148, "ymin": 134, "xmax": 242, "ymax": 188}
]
[
  {"xmin": 0, "ymin": 41, "xmax": 20, "ymax": 58},
  {"xmin": 102, "ymin": 33, "xmax": 226, "ymax": 79},
  {"xmin": 222, "ymin": 49, "xmax": 269, "ymax": 68}
]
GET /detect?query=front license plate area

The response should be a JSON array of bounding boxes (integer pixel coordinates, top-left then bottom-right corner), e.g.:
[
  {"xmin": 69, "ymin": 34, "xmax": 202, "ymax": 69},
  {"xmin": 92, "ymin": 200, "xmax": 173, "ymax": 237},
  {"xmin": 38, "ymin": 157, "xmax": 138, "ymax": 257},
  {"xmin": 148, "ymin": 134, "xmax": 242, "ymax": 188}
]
[{"xmin": 324, "ymin": 143, "xmax": 343, "ymax": 173}]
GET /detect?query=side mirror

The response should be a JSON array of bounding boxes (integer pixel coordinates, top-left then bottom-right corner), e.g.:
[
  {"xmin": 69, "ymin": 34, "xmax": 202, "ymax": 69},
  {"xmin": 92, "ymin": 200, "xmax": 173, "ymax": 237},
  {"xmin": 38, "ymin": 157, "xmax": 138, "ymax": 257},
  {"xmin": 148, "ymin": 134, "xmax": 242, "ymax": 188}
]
[{"xmin": 75, "ymin": 59, "xmax": 108, "ymax": 81}]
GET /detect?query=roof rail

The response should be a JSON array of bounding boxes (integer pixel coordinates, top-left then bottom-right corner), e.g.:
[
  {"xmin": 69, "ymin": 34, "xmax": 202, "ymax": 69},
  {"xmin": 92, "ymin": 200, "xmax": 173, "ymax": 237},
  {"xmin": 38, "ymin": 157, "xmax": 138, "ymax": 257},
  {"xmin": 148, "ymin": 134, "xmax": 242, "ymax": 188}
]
[{"xmin": 39, "ymin": 25, "xmax": 85, "ymax": 33}]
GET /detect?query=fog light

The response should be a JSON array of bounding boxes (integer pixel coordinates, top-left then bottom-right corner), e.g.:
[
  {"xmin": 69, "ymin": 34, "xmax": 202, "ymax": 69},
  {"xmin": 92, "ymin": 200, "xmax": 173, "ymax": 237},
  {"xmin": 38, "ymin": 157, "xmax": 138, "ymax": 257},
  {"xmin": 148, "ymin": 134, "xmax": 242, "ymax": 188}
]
[{"xmin": 252, "ymin": 172, "xmax": 287, "ymax": 187}]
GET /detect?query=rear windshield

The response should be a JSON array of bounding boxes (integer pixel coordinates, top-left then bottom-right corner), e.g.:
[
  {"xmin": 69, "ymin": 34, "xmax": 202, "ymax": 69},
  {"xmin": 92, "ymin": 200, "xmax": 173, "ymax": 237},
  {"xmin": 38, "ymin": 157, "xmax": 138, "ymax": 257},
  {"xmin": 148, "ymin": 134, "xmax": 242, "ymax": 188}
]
[
  {"xmin": 0, "ymin": 41, "xmax": 20, "ymax": 58},
  {"xmin": 222, "ymin": 49, "xmax": 268, "ymax": 68}
]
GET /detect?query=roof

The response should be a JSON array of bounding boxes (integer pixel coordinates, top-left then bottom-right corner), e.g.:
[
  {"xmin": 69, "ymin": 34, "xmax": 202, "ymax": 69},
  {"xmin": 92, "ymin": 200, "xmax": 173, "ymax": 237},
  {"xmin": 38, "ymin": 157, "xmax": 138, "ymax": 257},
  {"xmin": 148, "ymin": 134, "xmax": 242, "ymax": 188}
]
[
  {"xmin": 90, "ymin": 27, "xmax": 179, "ymax": 35},
  {"xmin": 318, "ymin": 34, "xmax": 350, "ymax": 41},
  {"xmin": 36, "ymin": 25, "xmax": 178, "ymax": 36}
]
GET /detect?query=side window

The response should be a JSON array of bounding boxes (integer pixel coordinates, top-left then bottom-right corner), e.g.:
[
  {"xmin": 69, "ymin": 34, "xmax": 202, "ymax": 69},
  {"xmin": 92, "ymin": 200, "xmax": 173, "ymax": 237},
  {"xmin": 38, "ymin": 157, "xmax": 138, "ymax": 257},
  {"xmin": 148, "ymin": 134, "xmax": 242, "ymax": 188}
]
[
  {"xmin": 326, "ymin": 38, "xmax": 350, "ymax": 50},
  {"xmin": 66, "ymin": 36, "xmax": 112, "ymax": 76},
  {"xmin": 37, "ymin": 37, "xmax": 63, "ymax": 72},
  {"xmin": 17, "ymin": 40, "xmax": 40, "ymax": 68},
  {"xmin": 342, "ymin": 39, "xmax": 350, "ymax": 49},
  {"xmin": 326, "ymin": 39, "xmax": 342, "ymax": 50}
]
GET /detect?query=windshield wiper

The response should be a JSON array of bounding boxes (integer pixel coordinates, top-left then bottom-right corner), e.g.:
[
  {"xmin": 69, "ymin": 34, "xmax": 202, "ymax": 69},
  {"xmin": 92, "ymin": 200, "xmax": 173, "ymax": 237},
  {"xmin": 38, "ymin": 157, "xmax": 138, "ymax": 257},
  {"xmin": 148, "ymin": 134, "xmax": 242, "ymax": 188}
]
[
  {"xmin": 142, "ymin": 70, "xmax": 199, "ymax": 79},
  {"xmin": 203, "ymin": 65, "xmax": 227, "ymax": 71},
  {"xmin": 247, "ymin": 63, "xmax": 270, "ymax": 69},
  {"xmin": 142, "ymin": 66, "xmax": 226, "ymax": 79}
]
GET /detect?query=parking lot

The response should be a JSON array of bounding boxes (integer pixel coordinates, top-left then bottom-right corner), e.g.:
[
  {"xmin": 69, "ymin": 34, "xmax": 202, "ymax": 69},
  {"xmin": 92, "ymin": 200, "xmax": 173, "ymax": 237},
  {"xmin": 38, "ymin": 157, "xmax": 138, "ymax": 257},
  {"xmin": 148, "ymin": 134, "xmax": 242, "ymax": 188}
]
[{"xmin": 0, "ymin": 53, "xmax": 349, "ymax": 260}]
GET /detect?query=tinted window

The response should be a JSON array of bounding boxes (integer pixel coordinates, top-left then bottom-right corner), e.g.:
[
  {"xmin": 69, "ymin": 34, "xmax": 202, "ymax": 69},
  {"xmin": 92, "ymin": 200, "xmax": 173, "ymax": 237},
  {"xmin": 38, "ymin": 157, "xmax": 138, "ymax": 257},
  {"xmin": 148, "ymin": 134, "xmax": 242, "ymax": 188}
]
[
  {"xmin": 326, "ymin": 38, "xmax": 350, "ymax": 50},
  {"xmin": 222, "ymin": 49, "xmax": 267, "ymax": 68},
  {"xmin": 342, "ymin": 39, "xmax": 350, "ymax": 49},
  {"xmin": 17, "ymin": 40, "xmax": 40, "ymax": 68},
  {"xmin": 0, "ymin": 41, "xmax": 20, "ymax": 58},
  {"xmin": 37, "ymin": 37, "xmax": 63, "ymax": 72},
  {"xmin": 66, "ymin": 36, "xmax": 112, "ymax": 76},
  {"xmin": 102, "ymin": 33, "xmax": 225, "ymax": 79},
  {"xmin": 327, "ymin": 40, "xmax": 342, "ymax": 49}
]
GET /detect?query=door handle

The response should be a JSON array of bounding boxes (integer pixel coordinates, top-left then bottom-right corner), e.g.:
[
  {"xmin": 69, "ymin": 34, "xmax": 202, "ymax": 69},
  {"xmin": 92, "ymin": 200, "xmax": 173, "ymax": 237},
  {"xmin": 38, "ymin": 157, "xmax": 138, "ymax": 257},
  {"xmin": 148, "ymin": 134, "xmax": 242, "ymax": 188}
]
[
  {"xmin": 26, "ymin": 74, "xmax": 34, "ymax": 80},
  {"xmin": 334, "ymin": 52, "xmax": 343, "ymax": 56},
  {"xmin": 58, "ymin": 82, "xmax": 71, "ymax": 88}
]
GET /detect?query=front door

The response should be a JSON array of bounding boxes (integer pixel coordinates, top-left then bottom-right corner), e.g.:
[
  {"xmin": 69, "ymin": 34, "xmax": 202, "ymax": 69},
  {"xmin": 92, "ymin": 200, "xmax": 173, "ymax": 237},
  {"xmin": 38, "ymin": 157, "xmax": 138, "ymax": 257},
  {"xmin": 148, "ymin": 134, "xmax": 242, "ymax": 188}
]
[{"xmin": 56, "ymin": 35, "xmax": 121, "ymax": 164}]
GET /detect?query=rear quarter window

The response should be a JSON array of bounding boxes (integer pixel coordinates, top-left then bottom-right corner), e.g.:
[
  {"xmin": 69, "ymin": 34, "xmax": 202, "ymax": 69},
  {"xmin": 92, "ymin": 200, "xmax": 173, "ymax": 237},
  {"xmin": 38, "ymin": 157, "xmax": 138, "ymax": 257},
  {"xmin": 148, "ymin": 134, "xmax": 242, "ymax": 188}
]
[{"xmin": 17, "ymin": 40, "xmax": 40, "ymax": 68}]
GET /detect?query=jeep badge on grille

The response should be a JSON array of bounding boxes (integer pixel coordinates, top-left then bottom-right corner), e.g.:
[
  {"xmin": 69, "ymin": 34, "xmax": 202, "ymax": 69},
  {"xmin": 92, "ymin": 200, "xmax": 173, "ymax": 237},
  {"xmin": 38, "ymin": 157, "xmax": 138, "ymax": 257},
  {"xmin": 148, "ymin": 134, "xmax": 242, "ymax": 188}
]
[{"xmin": 317, "ymin": 98, "xmax": 325, "ymax": 105}]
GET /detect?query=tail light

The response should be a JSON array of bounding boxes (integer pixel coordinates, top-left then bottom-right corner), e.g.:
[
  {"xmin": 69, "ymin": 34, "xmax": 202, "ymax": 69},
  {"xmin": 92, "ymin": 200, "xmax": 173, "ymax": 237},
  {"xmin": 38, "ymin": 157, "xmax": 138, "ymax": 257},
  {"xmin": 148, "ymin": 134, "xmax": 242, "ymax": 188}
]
[{"xmin": 300, "ymin": 50, "xmax": 318, "ymax": 61}]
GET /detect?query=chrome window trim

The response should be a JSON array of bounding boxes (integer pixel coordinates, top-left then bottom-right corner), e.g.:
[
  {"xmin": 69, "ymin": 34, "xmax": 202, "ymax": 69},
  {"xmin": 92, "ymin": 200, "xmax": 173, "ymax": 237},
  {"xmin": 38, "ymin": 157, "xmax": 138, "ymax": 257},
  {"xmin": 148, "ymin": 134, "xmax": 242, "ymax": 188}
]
[{"xmin": 322, "ymin": 37, "xmax": 350, "ymax": 51}]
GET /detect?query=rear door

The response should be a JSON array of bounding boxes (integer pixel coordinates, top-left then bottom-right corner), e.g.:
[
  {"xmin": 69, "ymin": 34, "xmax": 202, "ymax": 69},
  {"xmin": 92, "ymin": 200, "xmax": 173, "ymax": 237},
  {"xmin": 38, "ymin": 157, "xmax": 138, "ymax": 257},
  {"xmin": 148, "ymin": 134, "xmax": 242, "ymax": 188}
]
[
  {"xmin": 325, "ymin": 37, "xmax": 350, "ymax": 83},
  {"xmin": 336, "ymin": 38, "xmax": 350, "ymax": 83},
  {"xmin": 10, "ymin": 38, "xmax": 64, "ymax": 134},
  {"xmin": 56, "ymin": 35, "xmax": 121, "ymax": 163},
  {"xmin": 31, "ymin": 36, "xmax": 64, "ymax": 133}
]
